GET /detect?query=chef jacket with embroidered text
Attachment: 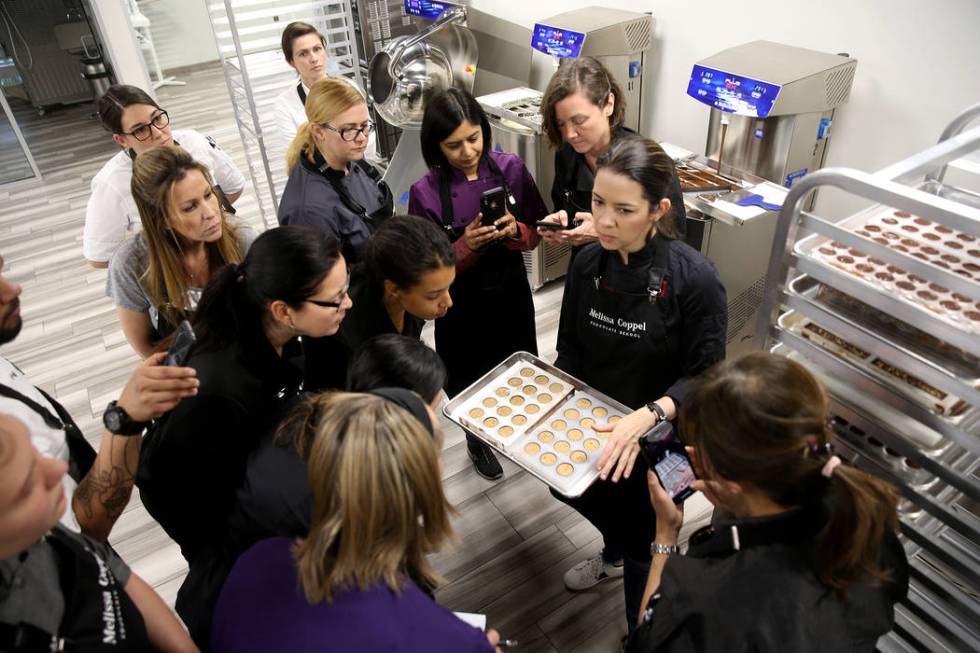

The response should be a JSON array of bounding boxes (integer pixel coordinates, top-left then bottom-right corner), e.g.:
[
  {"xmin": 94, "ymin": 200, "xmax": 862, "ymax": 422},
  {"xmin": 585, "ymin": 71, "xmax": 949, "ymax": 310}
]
[{"xmin": 555, "ymin": 233, "xmax": 727, "ymax": 410}]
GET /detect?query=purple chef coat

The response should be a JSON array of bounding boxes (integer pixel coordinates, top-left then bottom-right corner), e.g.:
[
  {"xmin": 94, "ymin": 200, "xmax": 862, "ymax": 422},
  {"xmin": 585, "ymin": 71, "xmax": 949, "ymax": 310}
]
[{"xmin": 211, "ymin": 537, "xmax": 494, "ymax": 653}]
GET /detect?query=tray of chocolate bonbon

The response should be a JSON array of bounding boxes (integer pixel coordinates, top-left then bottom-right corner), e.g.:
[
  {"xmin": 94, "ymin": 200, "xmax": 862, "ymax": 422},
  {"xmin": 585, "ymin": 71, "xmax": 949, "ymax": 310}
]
[
  {"xmin": 795, "ymin": 206, "xmax": 980, "ymax": 334},
  {"xmin": 675, "ymin": 162, "xmax": 739, "ymax": 193},
  {"xmin": 444, "ymin": 352, "xmax": 629, "ymax": 497}
]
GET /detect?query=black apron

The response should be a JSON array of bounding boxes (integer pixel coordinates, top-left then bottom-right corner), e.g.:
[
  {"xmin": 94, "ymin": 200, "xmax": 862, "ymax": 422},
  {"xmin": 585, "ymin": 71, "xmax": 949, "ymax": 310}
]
[
  {"xmin": 7, "ymin": 528, "xmax": 150, "ymax": 652},
  {"xmin": 430, "ymin": 157, "xmax": 537, "ymax": 395},
  {"xmin": 551, "ymin": 237, "xmax": 680, "ymax": 560}
]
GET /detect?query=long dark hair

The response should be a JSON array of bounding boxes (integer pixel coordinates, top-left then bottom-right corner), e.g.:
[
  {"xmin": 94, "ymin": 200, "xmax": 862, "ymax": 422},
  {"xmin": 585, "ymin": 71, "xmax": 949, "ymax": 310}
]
[
  {"xmin": 364, "ymin": 215, "xmax": 455, "ymax": 290},
  {"xmin": 540, "ymin": 57, "xmax": 625, "ymax": 148},
  {"xmin": 347, "ymin": 334, "xmax": 447, "ymax": 404},
  {"xmin": 192, "ymin": 226, "xmax": 342, "ymax": 352},
  {"xmin": 97, "ymin": 84, "xmax": 162, "ymax": 134},
  {"xmin": 420, "ymin": 87, "xmax": 493, "ymax": 172},
  {"xmin": 681, "ymin": 352, "xmax": 900, "ymax": 596},
  {"xmin": 596, "ymin": 136, "xmax": 679, "ymax": 239}
]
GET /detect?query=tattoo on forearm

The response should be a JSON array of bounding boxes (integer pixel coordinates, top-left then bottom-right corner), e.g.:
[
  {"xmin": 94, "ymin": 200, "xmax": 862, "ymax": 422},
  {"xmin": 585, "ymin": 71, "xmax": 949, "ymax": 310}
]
[{"xmin": 74, "ymin": 434, "xmax": 141, "ymax": 540}]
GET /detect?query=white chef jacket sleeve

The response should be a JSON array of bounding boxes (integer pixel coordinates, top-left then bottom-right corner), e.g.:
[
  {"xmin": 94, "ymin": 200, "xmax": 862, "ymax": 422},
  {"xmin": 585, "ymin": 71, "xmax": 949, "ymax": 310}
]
[{"xmin": 82, "ymin": 179, "xmax": 130, "ymax": 264}]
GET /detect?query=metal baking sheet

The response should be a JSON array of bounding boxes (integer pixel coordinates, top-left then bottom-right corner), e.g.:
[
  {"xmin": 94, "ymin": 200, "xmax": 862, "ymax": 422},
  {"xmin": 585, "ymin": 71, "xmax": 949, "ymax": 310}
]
[
  {"xmin": 510, "ymin": 393, "xmax": 626, "ymax": 497},
  {"xmin": 772, "ymin": 324, "xmax": 949, "ymax": 452},
  {"xmin": 789, "ymin": 276, "xmax": 980, "ymax": 384},
  {"xmin": 444, "ymin": 352, "xmax": 633, "ymax": 497},
  {"xmin": 794, "ymin": 204, "xmax": 980, "ymax": 336}
]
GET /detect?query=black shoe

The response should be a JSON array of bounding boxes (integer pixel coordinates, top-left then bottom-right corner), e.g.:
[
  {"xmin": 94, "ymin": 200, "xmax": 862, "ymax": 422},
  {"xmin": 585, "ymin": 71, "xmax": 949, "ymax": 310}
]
[{"xmin": 467, "ymin": 441, "xmax": 503, "ymax": 480}]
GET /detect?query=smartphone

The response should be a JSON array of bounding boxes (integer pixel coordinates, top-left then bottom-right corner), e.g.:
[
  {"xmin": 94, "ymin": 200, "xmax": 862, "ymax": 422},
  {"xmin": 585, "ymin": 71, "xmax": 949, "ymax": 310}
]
[
  {"xmin": 480, "ymin": 187, "xmax": 507, "ymax": 228},
  {"xmin": 164, "ymin": 320, "xmax": 196, "ymax": 367},
  {"xmin": 639, "ymin": 431, "xmax": 696, "ymax": 503},
  {"xmin": 534, "ymin": 220, "xmax": 565, "ymax": 230}
]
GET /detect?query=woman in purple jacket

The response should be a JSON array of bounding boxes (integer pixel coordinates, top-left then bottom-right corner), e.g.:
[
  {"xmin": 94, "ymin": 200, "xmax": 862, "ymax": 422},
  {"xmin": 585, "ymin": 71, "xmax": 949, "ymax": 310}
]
[
  {"xmin": 409, "ymin": 87, "xmax": 548, "ymax": 480},
  {"xmin": 211, "ymin": 392, "xmax": 502, "ymax": 653}
]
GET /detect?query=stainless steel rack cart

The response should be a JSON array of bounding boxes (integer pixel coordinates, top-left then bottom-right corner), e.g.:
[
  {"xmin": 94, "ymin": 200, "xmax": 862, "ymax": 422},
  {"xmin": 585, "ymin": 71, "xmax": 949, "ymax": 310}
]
[
  {"xmin": 206, "ymin": 0, "xmax": 363, "ymax": 227},
  {"xmin": 755, "ymin": 102, "xmax": 980, "ymax": 652}
]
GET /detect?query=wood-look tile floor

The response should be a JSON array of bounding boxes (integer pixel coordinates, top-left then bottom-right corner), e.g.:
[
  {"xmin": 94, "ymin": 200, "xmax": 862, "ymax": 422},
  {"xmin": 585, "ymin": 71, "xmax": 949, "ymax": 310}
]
[{"xmin": 0, "ymin": 63, "xmax": 628, "ymax": 651}]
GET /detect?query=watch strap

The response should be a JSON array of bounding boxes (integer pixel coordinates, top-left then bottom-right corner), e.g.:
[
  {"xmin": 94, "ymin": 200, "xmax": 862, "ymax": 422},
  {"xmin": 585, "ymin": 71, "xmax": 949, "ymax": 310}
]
[
  {"xmin": 103, "ymin": 401, "xmax": 149, "ymax": 436},
  {"xmin": 646, "ymin": 401, "xmax": 667, "ymax": 423}
]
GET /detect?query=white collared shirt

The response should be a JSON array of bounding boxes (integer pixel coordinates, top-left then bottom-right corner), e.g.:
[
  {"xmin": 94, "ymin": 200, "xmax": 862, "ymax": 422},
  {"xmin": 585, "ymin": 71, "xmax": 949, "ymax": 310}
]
[
  {"xmin": 82, "ymin": 128, "xmax": 247, "ymax": 264},
  {"xmin": 0, "ymin": 356, "xmax": 80, "ymax": 532}
]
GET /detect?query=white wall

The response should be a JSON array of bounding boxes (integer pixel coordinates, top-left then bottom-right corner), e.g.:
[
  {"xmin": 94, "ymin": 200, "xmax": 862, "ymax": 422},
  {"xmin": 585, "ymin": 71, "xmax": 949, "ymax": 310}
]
[
  {"xmin": 89, "ymin": 0, "xmax": 152, "ymax": 91},
  {"xmin": 473, "ymin": 0, "xmax": 980, "ymax": 216},
  {"xmin": 137, "ymin": 0, "xmax": 220, "ymax": 71}
]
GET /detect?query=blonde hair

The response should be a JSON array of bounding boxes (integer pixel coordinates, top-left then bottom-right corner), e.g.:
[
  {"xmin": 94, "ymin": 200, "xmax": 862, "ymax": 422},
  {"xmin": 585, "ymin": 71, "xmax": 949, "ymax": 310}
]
[
  {"xmin": 286, "ymin": 77, "xmax": 365, "ymax": 174},
  {"xmin": 130, "ymin": 145, "xmax": 245, "ymax": 327},
  {"xmin": 291, "ymin": 392, "xmax": 455, "ymax": 603}
]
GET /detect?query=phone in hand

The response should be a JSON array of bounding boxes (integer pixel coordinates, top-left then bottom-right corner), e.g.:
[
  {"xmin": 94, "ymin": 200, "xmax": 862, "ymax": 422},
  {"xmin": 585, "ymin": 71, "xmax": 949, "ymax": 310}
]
[
  {"xmin": 480, "ymin": 187, "xmax": 507, "ymax": 228},
  {"xmin": 164, "ymin": 320, "xmax": 196, "ymax": 367},
  {"xmin": 639, "ymin": 427, "xmax": 697, "ymax": 503},
  {"xmin": 534, "ymin": 220, "xmax": 565, "ymax": 230}
]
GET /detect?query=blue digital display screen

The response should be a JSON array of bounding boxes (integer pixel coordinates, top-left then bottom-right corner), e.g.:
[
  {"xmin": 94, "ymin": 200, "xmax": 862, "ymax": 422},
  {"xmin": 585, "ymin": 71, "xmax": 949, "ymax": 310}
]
[
  {"xmin": 686, "ymin": 64, "xmax": 781, "ymax": 118},
  {"xmin": 404, "ymin": 0, "xmax": 457, "ymax": 20},
  {"xmin": 531, "ymin": 23, "xmax": 586, "ymax": 58}
]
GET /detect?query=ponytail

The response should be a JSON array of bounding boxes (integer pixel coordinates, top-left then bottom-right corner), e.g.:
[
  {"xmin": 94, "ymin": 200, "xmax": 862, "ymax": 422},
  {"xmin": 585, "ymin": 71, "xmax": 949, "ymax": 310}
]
[
  {"xmin": 681, "ymin": 352, "xmax": 902, "ymax": 597},
  {"xmin": 286, "ymin": 123, "xmax": 317, "ymax": 175},
  {"xmin": 815, "ymin": 464, "xmax": 898, "ymax": 595}
]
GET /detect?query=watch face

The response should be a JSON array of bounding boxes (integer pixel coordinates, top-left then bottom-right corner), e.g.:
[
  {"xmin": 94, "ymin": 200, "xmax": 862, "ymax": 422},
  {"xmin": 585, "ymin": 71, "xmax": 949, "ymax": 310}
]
[{"xmin": 105, "ymin": 408, "xmax": 122, "ymax": 432}]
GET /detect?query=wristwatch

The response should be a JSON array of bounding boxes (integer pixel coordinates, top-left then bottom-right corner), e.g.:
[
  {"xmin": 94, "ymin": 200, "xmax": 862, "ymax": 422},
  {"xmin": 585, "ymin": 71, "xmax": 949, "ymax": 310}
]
[
  {"xmin": 645, "ymin": 401, "xmax": 668, "ymax": 423},
  {"xmin": 102, "ymin": 401, "xmax": 149, "ymax": 436},
  {"xmin": 651, "ymin": 542, "xmax": 680, "ymax": 556}
]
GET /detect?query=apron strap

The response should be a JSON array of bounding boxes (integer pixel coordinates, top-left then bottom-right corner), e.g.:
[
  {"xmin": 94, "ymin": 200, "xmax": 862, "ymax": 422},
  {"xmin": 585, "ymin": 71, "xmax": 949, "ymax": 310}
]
[
  {"xmin": 311, "ymin": 151, "xmax": 392, "ymax": 232},
  {"xmin": 296, "ymin": 82, "xmax": 307, "ymax": 105}
]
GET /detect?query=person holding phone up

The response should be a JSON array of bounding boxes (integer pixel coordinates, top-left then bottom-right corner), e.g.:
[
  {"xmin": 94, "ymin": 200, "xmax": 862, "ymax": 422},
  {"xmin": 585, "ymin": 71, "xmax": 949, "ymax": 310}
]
[
  {"xmin": 409, "ymin": 88, "xmax": 547, "ymax": 481},
  {"xmin": 625, "ymin": 353, "xmax": 908, "ymax": 651},
  {"xmin": 552, "ymin": 136, "xmax": 726, "ymax": 629},
  {"xmin": 536, "ymin": 57, "xmax": 686, "ymax": 247}
]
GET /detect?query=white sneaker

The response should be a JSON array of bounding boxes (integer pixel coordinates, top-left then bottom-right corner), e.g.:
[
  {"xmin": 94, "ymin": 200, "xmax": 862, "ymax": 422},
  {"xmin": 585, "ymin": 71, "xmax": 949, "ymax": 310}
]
[{"xmin": 563, "ymin": 553, "xmax": 624, "ymax": 591}]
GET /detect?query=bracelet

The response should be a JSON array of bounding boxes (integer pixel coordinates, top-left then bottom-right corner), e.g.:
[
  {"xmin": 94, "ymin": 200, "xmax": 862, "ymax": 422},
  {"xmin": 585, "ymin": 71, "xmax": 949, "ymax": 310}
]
[{"xmin": 651, "ymin": 542, "xmax": 680, "ymax": 556}]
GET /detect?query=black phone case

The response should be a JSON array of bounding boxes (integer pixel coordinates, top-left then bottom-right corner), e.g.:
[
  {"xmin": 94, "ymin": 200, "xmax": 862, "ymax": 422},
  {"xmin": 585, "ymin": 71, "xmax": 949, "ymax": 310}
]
[{"xmin": 480, "ymin": 187, "xmax": 506, "ymax": 227}]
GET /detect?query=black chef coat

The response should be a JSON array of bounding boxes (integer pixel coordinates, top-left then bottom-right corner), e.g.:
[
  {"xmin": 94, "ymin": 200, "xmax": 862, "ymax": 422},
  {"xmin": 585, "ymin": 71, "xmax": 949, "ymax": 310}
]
[
  {"xmin": 625, "ymin": 508, "xmax": 910, "ymax": 653},
  {"xmin": 551, "ymin": 126, "xmax": 687, "ymax": 239},
  {"xmin": 555, "ymin": 233, "xmax": 726, "ymax": 410},
  {"xmin": 277, "ymin": 155, "xmax": 392, "ymax": 266}
]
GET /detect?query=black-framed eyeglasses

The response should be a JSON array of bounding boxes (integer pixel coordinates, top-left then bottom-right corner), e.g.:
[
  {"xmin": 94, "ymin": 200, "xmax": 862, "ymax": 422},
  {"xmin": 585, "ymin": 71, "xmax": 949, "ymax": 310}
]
[
  {"xmin": 319, "ymin": 120, "xmax": 374, "ymax": 142},
  {"xmin": 119, "ymin": 110, "xmax": 170, "ymax": 141},
  {"xmin": 306, "ymin": 273, "xmax": 351, "ymax": 310}
]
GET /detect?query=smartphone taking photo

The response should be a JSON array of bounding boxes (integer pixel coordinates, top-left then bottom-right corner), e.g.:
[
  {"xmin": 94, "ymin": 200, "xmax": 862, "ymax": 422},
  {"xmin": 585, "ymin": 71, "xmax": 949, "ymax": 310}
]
[
  {"xmin": 164, "ymin": 320, "xmax": 196, "ymax": 367},
  {"xmin": 480, "ymin": 187, "xmax": 507, "ymax": 228},
  {"xmin": 639, "ymin": 427, "xmax": 696, "ymax": 504}
]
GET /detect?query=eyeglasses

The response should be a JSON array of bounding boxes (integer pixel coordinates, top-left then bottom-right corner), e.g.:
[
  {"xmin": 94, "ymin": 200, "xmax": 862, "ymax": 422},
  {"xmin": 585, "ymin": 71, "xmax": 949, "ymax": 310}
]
[
  {"xmin": 319, "ymin": 120, "xmax": 374, "ymax": 142},
  {"xmin": 306, "ymin": 273, "xmax": 351, "ymax": 310},
  {"xmin": 120, "ymin": 110, "xmax": 170, "ymax": 141}
]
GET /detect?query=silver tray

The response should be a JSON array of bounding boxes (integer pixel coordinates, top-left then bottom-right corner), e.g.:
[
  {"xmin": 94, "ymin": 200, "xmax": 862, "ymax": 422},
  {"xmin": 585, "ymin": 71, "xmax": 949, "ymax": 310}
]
[
  {"xmin": 794, "ymin": 201, "xmax": 980, "ymax": 336},
  {"xmin": 444, "ymin": 352, "xmax": 635, "ymax": 497}
]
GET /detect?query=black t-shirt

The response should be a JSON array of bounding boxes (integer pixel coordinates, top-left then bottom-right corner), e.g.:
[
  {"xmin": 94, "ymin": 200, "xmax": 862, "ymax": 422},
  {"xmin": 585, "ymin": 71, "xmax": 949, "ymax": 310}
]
[{"xmin": 551, "ymin": 126, "xmax": 687, "ymax": 239}]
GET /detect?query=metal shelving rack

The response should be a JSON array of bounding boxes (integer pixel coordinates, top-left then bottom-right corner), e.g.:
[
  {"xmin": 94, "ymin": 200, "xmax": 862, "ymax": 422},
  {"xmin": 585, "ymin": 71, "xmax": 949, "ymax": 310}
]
[
  {"xmin": 756, "ymin": 103, "xmax": 980, "ymax": 652},
  {"xmin": 205, "ymin": 0, "xmax": 363, "ymax": 227}
]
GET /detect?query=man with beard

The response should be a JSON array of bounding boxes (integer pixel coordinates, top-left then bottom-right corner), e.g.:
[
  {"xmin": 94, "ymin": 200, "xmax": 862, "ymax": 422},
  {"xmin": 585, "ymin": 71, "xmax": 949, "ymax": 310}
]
[{"xmin": 0, "ymin": 255, "xmax": 200, "ymax": 541}]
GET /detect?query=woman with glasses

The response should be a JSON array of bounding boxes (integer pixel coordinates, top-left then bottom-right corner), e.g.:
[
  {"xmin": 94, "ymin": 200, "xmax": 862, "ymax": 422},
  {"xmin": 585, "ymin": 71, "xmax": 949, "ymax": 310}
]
[
  {"xmin": 278, "ymin": 77, "xmax": 392, "ymax": 267},
  {"xmin": 536, "ymin": 58, "xmax": 686, "ymax": 247},
  {"xmin": 625, "ymin": 353, "xmax": 908, "ymax": 652},
  {"xmin": 107, "ymin": 146, "xmax": 256, "ymax": 357},
  {"xmin": 135, "ymin": 225, "xmax": 351, "ymax": 648},
  {"xmin": 269, "ymin": 22, "xmax": 376, "ymax": 174},
  {"xmin": 84, "ymin": 84, "xmax": 246, "ymax": 268},
  {"xmin": 408, "ymin": 87, "xmax": 547, "ymax": 481}
]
